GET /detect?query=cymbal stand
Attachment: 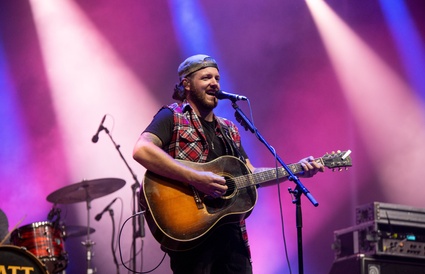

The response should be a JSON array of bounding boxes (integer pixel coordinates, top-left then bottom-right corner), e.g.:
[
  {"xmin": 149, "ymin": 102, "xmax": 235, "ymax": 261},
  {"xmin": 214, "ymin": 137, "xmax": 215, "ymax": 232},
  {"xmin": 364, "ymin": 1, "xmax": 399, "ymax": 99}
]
[{"xmin": 82, "ymin": 193, "xmax": 96, "ymax": 273}]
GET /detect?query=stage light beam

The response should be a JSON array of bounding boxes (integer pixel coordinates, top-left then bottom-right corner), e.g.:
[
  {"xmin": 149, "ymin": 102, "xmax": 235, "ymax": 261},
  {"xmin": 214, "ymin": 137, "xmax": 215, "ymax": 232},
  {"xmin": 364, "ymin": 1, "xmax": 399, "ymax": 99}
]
[{"xmin": 306, "ymin": 0, "xmax": 425, "ymax": 204}]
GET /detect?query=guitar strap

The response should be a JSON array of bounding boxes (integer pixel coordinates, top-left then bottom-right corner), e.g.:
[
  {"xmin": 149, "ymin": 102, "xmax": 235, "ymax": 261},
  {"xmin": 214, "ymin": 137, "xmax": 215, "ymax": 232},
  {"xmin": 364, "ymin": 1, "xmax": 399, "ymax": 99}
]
[
  {"xmin": 217, "ymin": 121, "xmax": 245, "ymax": 162},
  {"xmin": 217, "ymin": 120, "xmax": 252, "ymax": 261}
]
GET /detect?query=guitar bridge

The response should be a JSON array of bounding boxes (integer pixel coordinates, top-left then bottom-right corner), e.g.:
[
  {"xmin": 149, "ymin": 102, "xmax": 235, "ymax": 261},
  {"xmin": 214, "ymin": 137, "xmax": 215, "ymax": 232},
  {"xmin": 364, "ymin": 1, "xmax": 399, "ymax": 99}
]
[{"xmin": 191, "ymin": 186, "xmax": 204, "ymax": 209}]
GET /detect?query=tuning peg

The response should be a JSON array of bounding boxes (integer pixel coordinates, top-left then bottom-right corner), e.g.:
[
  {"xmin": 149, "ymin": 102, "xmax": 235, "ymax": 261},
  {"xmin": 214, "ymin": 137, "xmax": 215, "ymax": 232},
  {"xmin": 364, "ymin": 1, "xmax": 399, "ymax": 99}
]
[{"xmin": 341, "ymin": 150, "xmax": 352, "ymax": 160}]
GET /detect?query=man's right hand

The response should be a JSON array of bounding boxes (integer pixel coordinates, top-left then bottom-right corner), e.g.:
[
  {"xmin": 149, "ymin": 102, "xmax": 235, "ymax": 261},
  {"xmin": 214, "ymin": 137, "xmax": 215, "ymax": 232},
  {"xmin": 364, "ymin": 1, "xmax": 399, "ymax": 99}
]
[{"xmin": 190, "ymin": 171, "xmax": 228, "ymax": 198}]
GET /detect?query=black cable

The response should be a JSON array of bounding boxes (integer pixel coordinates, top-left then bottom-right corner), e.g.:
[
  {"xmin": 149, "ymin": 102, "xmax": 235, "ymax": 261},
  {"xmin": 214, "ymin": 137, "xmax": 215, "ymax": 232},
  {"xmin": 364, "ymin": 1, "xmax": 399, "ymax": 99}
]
[
  {"xmin": 109, "ymin": 209, "xmax": 120, "ymax": 273},
  {"xmin": 118, "ymin": 212, "xmax": 166, "ymax": 273},
  {"xmin": 242, "ymin": 101, "xmax": 293, "ymax": 274},
  {"xmin": 264, "ymin": 146, "xmax": 293, "ymax": 274},
  {"xmin": 273, "ymin": 149, "xmax": 292, "ymax": 274}
]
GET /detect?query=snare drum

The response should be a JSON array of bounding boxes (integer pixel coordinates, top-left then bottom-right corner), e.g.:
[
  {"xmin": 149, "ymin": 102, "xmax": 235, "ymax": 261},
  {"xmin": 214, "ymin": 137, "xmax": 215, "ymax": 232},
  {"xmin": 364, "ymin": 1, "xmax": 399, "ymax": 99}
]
[
  {"xmin": 0, "ymin": 245, "xmax": 49, "ymax": 274},
  {"xmin": 11, "ymin": 222, "xmax": 68, "ymax": 273}
]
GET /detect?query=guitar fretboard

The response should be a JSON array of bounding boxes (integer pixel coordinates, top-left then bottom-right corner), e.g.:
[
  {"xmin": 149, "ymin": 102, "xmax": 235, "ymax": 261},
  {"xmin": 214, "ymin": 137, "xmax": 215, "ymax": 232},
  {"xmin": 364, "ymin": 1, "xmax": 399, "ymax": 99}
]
[{"xmin": 234, "ymin": 158, "xmax": 324, "ymax": 189}]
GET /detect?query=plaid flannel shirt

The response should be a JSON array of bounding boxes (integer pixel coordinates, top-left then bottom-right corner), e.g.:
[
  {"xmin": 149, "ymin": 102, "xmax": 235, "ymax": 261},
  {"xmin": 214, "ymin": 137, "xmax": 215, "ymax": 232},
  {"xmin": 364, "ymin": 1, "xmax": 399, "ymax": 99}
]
[{"xmin": 163, "ymin": 101, "xmax": 251, "ymax": 259}]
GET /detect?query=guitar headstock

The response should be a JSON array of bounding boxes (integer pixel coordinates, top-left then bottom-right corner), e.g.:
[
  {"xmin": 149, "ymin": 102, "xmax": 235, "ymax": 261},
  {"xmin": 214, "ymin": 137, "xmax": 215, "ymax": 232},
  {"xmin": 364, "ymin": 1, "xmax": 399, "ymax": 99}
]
[{"xmin": 322, "ymin": 150, "xmax": 352, "ymax": 171}]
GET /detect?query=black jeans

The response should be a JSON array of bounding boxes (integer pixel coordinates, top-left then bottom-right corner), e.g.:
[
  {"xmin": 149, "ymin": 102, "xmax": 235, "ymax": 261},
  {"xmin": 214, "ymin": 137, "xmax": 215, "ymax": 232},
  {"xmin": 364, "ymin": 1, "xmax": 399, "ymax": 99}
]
[{"xmin": 168, "ymin": 224, "xmax": 253, "ymax": 274}]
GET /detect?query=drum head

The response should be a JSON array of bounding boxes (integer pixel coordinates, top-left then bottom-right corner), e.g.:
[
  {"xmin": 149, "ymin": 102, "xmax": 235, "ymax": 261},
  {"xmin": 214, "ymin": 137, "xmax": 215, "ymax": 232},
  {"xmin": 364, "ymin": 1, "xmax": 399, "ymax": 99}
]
[{"xmin": 0, "ymin": 245, "xmax": 49, "ymax": 273}]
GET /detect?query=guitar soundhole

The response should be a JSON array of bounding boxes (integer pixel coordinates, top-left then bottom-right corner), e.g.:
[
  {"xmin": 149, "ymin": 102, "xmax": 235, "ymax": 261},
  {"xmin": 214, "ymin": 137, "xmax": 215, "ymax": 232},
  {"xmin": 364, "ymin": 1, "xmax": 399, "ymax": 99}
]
[
  {"xmin": 203, "ymin": 176, "xmax": 237, "ymax": 214},
  {"xmin": 223, "ymin": 176, "xmax": 236, "ymax": 199}
]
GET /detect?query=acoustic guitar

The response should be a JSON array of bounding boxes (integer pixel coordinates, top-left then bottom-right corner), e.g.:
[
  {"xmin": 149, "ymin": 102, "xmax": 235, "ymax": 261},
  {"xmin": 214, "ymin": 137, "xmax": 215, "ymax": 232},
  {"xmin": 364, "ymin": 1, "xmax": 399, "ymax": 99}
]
[{"xmin": 141, "ymin": 150, "xmax": 352, "ymax": 251}]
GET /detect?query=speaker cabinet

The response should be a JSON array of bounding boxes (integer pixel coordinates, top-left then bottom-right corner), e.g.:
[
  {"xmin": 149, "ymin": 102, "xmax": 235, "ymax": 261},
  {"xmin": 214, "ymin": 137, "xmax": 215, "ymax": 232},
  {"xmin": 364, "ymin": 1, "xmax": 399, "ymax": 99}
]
[{"xmin": 329, "ymin": 254, "xmax": 425, "ymax": 274}]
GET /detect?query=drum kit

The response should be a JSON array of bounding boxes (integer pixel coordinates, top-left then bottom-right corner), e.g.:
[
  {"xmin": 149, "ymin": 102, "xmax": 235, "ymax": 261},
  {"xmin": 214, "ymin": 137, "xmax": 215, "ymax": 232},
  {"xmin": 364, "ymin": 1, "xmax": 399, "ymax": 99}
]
[{"xmin": 0, "ymin": 178, "xmax": 125, "ymax": 274}]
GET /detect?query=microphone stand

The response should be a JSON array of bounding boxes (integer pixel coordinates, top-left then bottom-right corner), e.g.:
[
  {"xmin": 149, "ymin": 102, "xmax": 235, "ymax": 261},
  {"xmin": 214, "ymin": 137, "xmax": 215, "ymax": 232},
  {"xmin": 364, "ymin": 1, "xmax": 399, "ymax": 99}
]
[
  {"xmin": 102, "ymin": 126, "xmax": 144, "ymax": 272},
  {"xmin": 231, "ymin": 101, "xmax": 318, "ymax": 274}
]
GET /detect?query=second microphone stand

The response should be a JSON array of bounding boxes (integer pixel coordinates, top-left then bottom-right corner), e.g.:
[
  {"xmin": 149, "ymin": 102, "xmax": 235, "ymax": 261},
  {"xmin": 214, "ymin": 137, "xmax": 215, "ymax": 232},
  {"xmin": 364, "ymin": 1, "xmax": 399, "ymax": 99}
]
[
  {"xmin": 101, "ymin": 126, "xmax": 144, "ymax": 272},
  {"xmin": 231, "ymin": 101, "xmax": 319, "ymax": 274}
]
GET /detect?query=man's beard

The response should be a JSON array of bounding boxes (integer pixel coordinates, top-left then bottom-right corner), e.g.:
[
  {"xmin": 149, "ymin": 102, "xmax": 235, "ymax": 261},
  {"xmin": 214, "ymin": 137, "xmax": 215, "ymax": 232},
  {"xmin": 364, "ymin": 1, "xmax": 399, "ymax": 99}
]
[{"xmin": 190, "ymin": 88, "xmax": 218, "ymax": 110}]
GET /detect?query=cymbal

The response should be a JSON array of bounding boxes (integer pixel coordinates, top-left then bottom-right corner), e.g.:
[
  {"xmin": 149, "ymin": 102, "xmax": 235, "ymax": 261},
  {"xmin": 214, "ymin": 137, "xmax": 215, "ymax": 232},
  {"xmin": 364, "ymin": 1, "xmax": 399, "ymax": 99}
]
[
  {"xmin": 63, "ymin": 225, "xmax": 95, "ymax": 238},
  {"xmin": 47, "ymin": 178, "xmax": 125, "ymax": 204}
]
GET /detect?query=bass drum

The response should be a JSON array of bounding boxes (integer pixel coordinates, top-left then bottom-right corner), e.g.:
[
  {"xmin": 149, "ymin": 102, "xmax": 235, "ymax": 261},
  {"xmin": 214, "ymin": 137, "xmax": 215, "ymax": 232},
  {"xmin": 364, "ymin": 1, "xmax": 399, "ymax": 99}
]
[{"xmin": 0, "ymin": 245, "xmax": 49, "ymax": 273}]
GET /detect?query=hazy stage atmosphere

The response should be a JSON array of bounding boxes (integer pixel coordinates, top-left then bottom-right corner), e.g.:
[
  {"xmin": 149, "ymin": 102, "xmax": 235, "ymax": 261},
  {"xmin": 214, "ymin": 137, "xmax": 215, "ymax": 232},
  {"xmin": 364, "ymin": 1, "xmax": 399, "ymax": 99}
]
[{"xmin": 1, "ymin": 0, "xmax": 425, "ymax": 273}]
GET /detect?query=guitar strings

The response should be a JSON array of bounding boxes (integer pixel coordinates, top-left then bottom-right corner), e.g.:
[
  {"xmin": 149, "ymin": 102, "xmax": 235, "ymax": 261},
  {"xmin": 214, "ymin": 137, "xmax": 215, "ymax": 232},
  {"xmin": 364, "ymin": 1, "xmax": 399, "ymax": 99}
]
[{"xmin": 220, "ymin": 162, "xmax": 307, "ymax": 193}]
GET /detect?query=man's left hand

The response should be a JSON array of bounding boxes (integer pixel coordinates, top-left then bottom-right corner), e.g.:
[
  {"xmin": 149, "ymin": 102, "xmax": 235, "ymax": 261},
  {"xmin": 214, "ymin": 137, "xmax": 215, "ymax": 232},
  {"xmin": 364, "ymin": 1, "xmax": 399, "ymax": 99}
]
[{"xmin": 298, "ymin": 156, "xmax": 325, "ymax": 178}]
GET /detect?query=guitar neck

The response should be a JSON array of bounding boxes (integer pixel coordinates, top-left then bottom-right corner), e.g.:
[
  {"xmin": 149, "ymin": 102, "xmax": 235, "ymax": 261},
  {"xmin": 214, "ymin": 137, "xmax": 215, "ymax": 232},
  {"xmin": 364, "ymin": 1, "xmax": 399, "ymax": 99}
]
[{"xmin": 235, "ymin": 158, "xmax": 324, "ymax": 189}]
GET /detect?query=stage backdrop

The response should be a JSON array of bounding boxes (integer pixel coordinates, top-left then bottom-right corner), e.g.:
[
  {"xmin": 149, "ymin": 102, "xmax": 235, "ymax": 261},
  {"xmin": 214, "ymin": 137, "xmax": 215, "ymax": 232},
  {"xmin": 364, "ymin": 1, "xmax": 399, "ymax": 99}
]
[{"xmin": 1, "ymin": 0, "xmax": 424, "ymax": 273}]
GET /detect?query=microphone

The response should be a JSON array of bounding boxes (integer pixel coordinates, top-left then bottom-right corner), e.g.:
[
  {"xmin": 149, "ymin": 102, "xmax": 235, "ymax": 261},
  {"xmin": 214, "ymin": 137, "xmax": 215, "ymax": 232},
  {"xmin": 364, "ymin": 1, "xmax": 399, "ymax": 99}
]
[
  {"xmin": 47, "ymin": 207, "xmax": 57, "ymax": 221},
  {"xmin": 95, "ymin": 198, "xmax": 117, "ymax": 221},
  {"xmin": 215, "ymin": 90, "xmax": 248, "ymax": 101},
  {"xmin": 91, "ymin": 115, "xmax": 106, "ymax": 143}
]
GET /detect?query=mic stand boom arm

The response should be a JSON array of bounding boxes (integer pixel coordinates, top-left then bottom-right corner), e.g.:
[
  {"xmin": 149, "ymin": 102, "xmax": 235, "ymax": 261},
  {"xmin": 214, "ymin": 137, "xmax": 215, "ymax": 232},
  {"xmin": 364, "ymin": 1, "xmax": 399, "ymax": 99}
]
[
  {"xmin": 103, "ymin": 127, "xmax": 143, "ymax": 272},
  {"xmin": 231, "ymin": 101, "xmax": 318, "ymax": 274}
]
